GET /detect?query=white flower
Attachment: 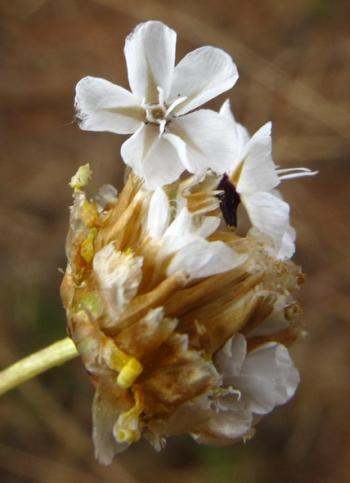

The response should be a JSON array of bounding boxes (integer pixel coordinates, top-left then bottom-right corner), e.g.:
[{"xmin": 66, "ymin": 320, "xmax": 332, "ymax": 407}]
[
  {"xmin": 75, "ymin": 21, "xmax": 239, "ymax": 189},
  {"xmin": 146, "ymin": 187, "xmax": 245, "ymax": 279},
  {"xmin": 215, "ymin": 333, "xmax": 300, "ymax": 416},
  {"xmin": 167, "ymin": 333, "xmax": 299, "ymax": 445},
  {"xmin": 187, "ymin": 332, "xmax": 299, "ymax": 444},
  {"xmin": 219, "ymin": 101, "xmax": 317, "ymax": 257}
]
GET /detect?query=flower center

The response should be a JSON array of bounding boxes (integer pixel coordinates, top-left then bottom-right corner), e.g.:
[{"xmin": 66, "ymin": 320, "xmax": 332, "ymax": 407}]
[
  {"xmin": 145, "ymin": 104, "xmax": 167, "ymax": 125},
  {"xmin": 142, "ymin": 87, "xmax": 187, "ymax": 134}
]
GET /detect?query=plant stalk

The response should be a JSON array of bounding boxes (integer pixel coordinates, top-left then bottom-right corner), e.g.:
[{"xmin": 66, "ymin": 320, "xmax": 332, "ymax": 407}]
[{"xmin": 0, "ymin": 337, "xmax": 79, "ymax": 396}]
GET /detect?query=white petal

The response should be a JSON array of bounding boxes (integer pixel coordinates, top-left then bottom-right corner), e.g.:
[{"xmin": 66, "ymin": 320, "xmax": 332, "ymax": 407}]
[
  {"xmin": 146, "ymin": 187, "xmax": 170, "ymax": 239},
  {"xmin": 167, "ymin": 239, "xmax": 245, "ymax": 279},
  {"xmin": 196, "ymin": 215, "xmax": 221, "ymax": 239},
  {"xmin": 236, "ymin": 122, "xmax": 280, "ymax": 194},
  {"xmin": 277, "ymin": 224, "xmax": 296, "ymax": 260},
  {"xmin": 92, "ymin": 389, "xmax": 128, "ymax": 465},
  {"xmin": 242, "ymin": 191, "xmax": 290, "ymax": 246},
  {"xmin": 264, "ymin": 190, "xmax": 296, "ymax": 259},
  {"xmin": 75, "ymin": 77, "xmax": 143, "ymax": 134},
  {"xmin": 96, "ymin": 184, "xmax": 118, "ymax": 209},
  {"xmin": 161, "ymin": 208, "xmax": 220, "ymax": 256},
  {"xmin": 192, "ymin": 408, "xmax": 253, "ymax": 444},
  {"xmin": 169, "ymin": 46, "xmax": 238, "ymax": 115},
  {"xmin": 93, "ymin": 244, "xmax": 143, "ymax": 324},
  {"xmin": 167, "ymin": 208, "xmax": 220, "ymax": 241},
  {"xmin": 161, "ymin": 208, "xmax": 199, "ymax": 256},
  {"xmin": 248, "ymin": 297, "xmax": 289, "ymax": 337},
  {"xmin": 121, "ymin": 124, "xmax": 186, "ymax": 189},
  {"xmin": 121, "ymin": 124, "xmax": 157, "ymax": 179},
  {"xmin": 215, "ymin": 333, "xmax": 247, "ymax": 379},
  {"xmin": 170, "ymin": 109, "xmax": 238, "ymax": 174},
  {"xmin": 124, "ymin": 21, "xmax": 176, "ymax": 102},
  {"xmin": 238, "ymin": 343, "xmax": 300, "ymax": 415},
  {"xmin": 220, "ymin": 99, "xmax": 250, "ymax": 170}
]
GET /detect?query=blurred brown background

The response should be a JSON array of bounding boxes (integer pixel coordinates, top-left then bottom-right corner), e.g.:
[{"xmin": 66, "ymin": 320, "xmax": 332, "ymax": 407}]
[{"xmin": 0, "ymin": 0, "xmax": 349, "ymax": 482}]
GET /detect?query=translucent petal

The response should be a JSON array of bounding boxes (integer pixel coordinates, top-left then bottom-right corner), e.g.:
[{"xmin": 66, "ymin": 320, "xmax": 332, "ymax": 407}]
[
  {"xmin": 170, "ymin": 109, "xmax": 237, "ymax": 175},
  {"xmin": 96, "ymin": 184, "xmax": 118, "ymax": 209},
  {"xmin": 242, "ymin": 191, "xmax": 290, "ymax": 246},
  {"xmin": 215, "ymin": 333, "xmax": 247, "ymax": 378},
  {"xmin": 92, "ymin": 389, "xmax": 128, "ymax": 465},
  {"xmin": 219, "ymin": 99, "xmax": 250, "ymax": 170},
  {"xmin": 236, "ymin": 122, "xmax": 280, "ymax": 194},
  {"xmin": 75, "ymin": 76, "xmax": 143, "ymax": 134},
  {"xmin": 277, "ymin": 224, "xmax": 296, "ymax": 260},
  {"xmin": 215, "ymin": 335, "xmax": 299, "ymax": 416},
  {"xmin": 192, "ymin": 408, "xmax": 253, "ymax": 444},
  {"xmin": 167, "ymin": 239, "xmax": 245, "ymax": 279},
  {"xmin": 248, "ymin": 298, "xmax": 290, "ymax": 337},
  {"xmin": 161, "ymin": 207, "xmax": 220, "ymax": 256},
  {"xmin": 237, "ymin": 343, "xmax": 300, "ymax": 415},
  {"xmin": 121, "ymin": 124, "xmax": 186, "ymax": 189},
  {"xmin": 146, "ymin": 187, "xmax": 170, "ymax": 239},
  {"xmin": 169, "ymin": 46, "xmax": 238, "ymax": 114}
]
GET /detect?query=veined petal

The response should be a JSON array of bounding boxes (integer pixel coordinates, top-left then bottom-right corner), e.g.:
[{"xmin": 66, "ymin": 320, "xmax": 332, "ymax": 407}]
[
  {"xmin": 238, "ymin": 343, "xmax": 300, "ymax": 415},
  {"xmin": 170, "ymin": 109, "xmax": 237, "ymax": 175},
  {"xmin": 121, "ymin": 124, "xmax": 186, "ymax": 189},
  {"xmin": 146, "ymin": 187, "xmax": 170, "ymax": 239},
  {"xmin": 242, "ymin": 191, "xmax": 290, "ymax": 246},
  {"xmin": 124, "ymin": 21, "xmax": 176, "ymax": 103},
  {"xmin": 167, "ymin": 239, "xmax": 245, "ymax": 279},
  {"xmin": 236, "ymin": 122, "xmax": 280, "ymax": 194},
  {"xmin": 169, "ymin": 46, "xmax": 238, "ymax": 115},
  {"xmin": 75, "ymin": 77, "xmax": 143, "ymax": 134}
]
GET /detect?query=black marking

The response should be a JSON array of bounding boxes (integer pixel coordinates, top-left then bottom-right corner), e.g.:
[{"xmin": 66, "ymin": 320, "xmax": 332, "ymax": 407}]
[{"xmin": 216, "ymin": 173, "xmax": 240, "ymax": 228}]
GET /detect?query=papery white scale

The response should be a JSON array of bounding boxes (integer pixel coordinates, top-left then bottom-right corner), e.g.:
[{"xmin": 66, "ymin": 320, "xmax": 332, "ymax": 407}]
[{"xmin": 75, "ymin": 21, "xmax": 239, "ymax": 189}]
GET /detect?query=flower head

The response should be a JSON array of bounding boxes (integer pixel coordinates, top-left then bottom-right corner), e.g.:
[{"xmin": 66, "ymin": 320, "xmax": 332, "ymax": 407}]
[
  {"xmin": 60, "ymin": 20, "xmax": 317, "ymax": 465},
  {"xmin": 61, "ymin": 165, "xmax": 304, "ymax": 463},
  {"xmin": 75, "ymin": 21, "xmax": 239, "ymax": 189}
]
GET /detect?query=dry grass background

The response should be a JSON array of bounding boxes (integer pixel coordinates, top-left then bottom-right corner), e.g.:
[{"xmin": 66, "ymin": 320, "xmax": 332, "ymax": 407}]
[{"xmin": 0, "ymin": 0, "xmax": 349, "ymax": 482}]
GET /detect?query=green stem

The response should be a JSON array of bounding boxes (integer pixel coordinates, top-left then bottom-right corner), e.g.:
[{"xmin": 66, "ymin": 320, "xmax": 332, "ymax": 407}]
[{"xmin": 0, "ymin": 337, "xmax": 79, "ymax": 396}]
